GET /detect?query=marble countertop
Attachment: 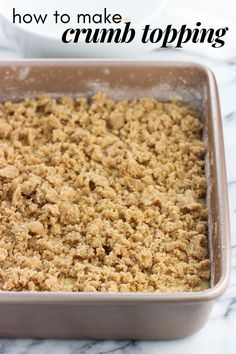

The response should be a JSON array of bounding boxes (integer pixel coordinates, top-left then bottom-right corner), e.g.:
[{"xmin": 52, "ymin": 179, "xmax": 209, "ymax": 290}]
[{"xmin": 0, "ymin": 22, "xmax": 235, "ymax": 354}]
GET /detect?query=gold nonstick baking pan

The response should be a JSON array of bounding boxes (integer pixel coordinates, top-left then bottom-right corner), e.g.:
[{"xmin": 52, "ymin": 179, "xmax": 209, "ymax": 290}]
[{"xmin": 0, "ymin": 61, "xmax": 230, "ymax": 339}]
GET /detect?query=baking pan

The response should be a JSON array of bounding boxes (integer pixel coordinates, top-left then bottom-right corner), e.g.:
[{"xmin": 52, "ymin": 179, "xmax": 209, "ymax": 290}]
[{"xmin": 0, "ymin": 61, "xmax": 230, "ymax": 339}]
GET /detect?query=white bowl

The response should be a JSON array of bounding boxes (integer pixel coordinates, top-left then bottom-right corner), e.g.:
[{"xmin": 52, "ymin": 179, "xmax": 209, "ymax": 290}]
[{"xmin": 0, "ymin": 0, "xmax": 167, "ymax": 57}]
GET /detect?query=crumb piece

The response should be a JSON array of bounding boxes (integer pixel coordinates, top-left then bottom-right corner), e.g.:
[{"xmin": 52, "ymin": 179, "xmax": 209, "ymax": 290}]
[
  {"xmin": 0, "ymin": 165, "xmax": 19, "ymax": 179},
  {"xmin": 0, "ymin": 248, "xmax": 8, "ymax": 262},
  {"xmin": 107, "ymin": 112, "xmax": 124, "ymax": 130},
  {"xmin": 0, "ymin": 121, "xmax": 12, "ymax": 138},
  {"xmin": 29, "ymin": 221, "xmax": 45, "ymax": 235}
]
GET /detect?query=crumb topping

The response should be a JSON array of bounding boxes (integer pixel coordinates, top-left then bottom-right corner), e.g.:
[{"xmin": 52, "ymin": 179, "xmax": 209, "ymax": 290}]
[{"xmin": 0, "ymin": 93, "xmax": 210, "ymax": 292}]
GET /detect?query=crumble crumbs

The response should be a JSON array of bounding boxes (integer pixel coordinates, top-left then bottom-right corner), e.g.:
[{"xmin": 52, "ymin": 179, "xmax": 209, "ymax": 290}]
[{"xmin": 0, "ymin": 93, "xmax": 210, "ymax": 292}]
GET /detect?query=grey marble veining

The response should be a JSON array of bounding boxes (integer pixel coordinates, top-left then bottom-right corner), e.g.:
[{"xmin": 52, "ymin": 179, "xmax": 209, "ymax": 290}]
[{"xmin": 0, "ymin": 26, "xmax": 235, "ymax": 354}]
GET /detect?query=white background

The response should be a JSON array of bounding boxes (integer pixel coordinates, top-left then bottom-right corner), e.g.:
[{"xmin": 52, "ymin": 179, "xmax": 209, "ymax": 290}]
[{"xmin": 0, "ymin": 1, "xmax": 235, "ymax": 353}]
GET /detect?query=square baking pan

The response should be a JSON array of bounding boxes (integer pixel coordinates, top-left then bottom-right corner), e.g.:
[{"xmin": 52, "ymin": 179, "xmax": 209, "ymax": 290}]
[{"xmin": 0, "ymin": 60, "xmax": 230, "ymax": 340}]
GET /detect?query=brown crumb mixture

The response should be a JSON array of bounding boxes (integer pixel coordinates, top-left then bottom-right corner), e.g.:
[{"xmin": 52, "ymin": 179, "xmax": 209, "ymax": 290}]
[{"xmin": 0, "ymin": 93, "xmax": 210, "ymax": 292}]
